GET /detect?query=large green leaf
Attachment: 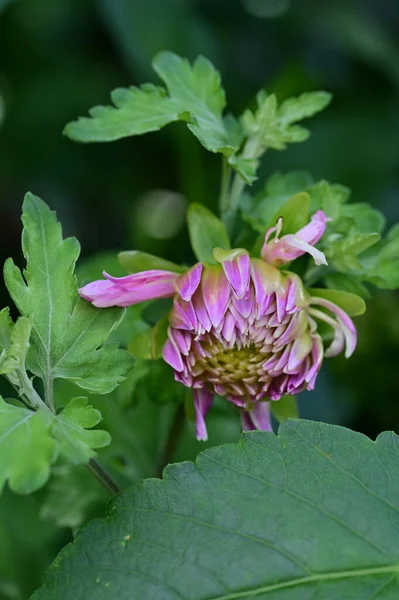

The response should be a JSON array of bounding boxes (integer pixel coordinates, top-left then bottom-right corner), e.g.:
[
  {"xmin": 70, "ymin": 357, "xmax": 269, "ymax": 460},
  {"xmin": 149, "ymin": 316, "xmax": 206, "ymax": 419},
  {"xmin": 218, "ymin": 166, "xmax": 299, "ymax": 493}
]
[
  {"xmin": 4, "ymin": 193, "xmax": 133, "ymax": 396},
  {"xmin": 187, "ymin": 203, "xmax": 230, "ymax": 263},
  {"xmin": 33, "ymin": 420, "xmax": 399, "ymax": 599},
  {"xmin": 0, "ymin": 397, "xmax": 56, "ymax": 495}
]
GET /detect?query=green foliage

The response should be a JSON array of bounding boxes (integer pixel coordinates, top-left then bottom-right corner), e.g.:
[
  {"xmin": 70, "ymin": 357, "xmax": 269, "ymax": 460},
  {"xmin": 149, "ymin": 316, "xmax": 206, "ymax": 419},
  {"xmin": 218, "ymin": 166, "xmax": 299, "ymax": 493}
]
[
  {"xmin": 33, "ymin": 420, "xmax": 399, "ymax": 600},
  {"xmin": 4, "ymin": 193, "xmax": 133, "ymax": 396},
  {"xmin": 308, "ymin": 288, "xmax": 366, "ymax": 317},
  {"xmin": 0, "ymin": 315, "xmax": 31, "ymax": 376},
  {"xmin": 51, "ymin": 398, "xmax": 111, "ymax": 464},
  {"xmin": 0, "ymin": 397, "xmax": 56, "ymax": 495},
  {"xmin": 270, "ymin": 395, "xmax": 299, "ymax": 422},
  {"xmin": 118, "ymin": 251, "xmax": 184, "ymax": 274},
  {"xmin": 242, "ymin": 90, "xmax": 331, "ymax": 152},
  {"xmin": 187, "ymin": 203, "xmax": 230, "ymax": 263}
]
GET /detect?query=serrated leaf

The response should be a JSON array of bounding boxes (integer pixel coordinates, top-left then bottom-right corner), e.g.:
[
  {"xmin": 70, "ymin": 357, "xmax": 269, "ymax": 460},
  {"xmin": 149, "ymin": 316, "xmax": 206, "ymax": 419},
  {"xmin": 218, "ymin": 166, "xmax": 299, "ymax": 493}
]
[
  {"xmin": 32, "ymin": 420, "xmax": 399, "ymax": 600},
  {"xmin": 187, "ymin": 203, "xmax": 230, "ymax": 263},
  {"xmin": 64, "ymin": 52, "xmax": 244, "ymax": 173},
  {"xmin": 327, "ymin": 232, "xmax": 381, "ymax": 271},
  {"xmin": 278, "ymin": 91, "xmax": 332, "ymax": 125},
  {"xmin": 227, "ymin": 155, "xmax": 259, "ymax": 184},
  {"xmin": 64, "ymin": 84, "xmax": 180, "ymax": 142},
  {"xmin": 51, "ymin": 398, "xmax": 111, "ymax": 464},
  {"xmin": 118, "ymin": 250, "xmax": 184, "ymax": 274},
  {"xmin": 360, "ymin": 224, "xmax": 399, "ymax": 289},
  {"xmin": 308, "ymin": 288, "xmax": 366, "ymax": 316},
  {"xmin": 308, "ymin": 180, "xmax": 351, "ymax": 219},
  {"xmin": 4, "ymin": 193, "xmax": 133, "ymax": 395},
  {"xmin": 0, "ymin": 316, "xmax": 31, "ymax": 375},
  {"xmin": 0, "ymin": 397, "xmax": 56, "ymax": 494},
  {"xmin": 341, "ymin": 203, "xmax": 386, "ymax": 234}
]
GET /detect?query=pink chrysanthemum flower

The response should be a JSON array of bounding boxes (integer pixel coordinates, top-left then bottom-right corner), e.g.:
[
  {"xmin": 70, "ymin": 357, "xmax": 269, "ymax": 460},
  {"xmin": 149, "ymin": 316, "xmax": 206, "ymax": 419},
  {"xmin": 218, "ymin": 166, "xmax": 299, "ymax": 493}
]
[{"xmin": 79, "ymin": 210, "xmax": 356, "ymax": 440}]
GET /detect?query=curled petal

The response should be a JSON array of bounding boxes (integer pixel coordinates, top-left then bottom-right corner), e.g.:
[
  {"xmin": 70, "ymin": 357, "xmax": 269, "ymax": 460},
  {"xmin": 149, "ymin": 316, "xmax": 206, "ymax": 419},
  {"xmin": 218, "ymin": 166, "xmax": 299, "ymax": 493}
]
[
  {"xmin": 310, "ymin": 296, "xmax": 357, "ymax": 358},
  {"xmin": 261, "ymin": 211, "xmax": 328, "ymax": 266},
  {"xmin": 79, "ymin": 270, "xmax": 178, "ymax": 307},
  {"xmin": 194, "ymin": 388, "xmax": 213, "ymax": 441},
  {"xmin": 242, "ymin": 401, "xmax": 272, "ymax": 432},
  {"xmin": 176, "ymin": 264, "xmax": 203, "ymax": 301}
]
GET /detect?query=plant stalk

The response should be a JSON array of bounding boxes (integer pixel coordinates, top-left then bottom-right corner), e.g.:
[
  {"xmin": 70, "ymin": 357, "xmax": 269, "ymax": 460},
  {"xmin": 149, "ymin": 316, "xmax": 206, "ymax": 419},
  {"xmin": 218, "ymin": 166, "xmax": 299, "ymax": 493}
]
[{"xmin": 86, "ymin": 458, "xmax": 121, "ymax": 496}]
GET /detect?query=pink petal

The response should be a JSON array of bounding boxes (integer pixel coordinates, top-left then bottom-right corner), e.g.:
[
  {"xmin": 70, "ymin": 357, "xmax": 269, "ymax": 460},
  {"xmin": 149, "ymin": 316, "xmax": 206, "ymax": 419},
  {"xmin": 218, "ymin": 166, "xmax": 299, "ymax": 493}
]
[
  {"xmin": 310, "ymin": 297, "xmax": 357, "ymax": 358},
  {"xmin": 201, "ymin": 267, "xmax": 231, "ymax": 328},
  {"xmin": 162, "ymin": 334, "xmax": 184, "ymax": 372},
  {"xmin": 194, "ymin": 389, "xmax": 213, "ymax": 441},
  {"xmin": 242, "ymin": 402, "xmax": 272, "ymax": 432},
  {"xmin": 79, "ymin": 270, "xmax": 178, "ymax": 307},
  {"xmin": 222, "ymin": 254, "xmax": 250, "ymax": 299},
  {"xmin": 176, "ymin": 264, "xmax": 203, "ymax": 301},
  {"xmin": 261, "ymin": 211, "xmax": 328, "ymax": 266}
]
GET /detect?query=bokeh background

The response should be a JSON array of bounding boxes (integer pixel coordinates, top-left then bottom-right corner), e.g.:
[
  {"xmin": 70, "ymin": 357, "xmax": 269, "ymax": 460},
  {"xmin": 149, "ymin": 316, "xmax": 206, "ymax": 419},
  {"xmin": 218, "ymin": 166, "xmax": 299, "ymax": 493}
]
[{"xmin": 1, "ymin": 0, "xmax": 399, "ymax": 597}]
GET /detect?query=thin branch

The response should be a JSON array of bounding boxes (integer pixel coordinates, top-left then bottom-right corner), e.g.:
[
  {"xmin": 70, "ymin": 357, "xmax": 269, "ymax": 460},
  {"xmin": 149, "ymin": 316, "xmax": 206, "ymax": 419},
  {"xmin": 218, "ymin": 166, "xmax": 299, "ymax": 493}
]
[{"xmin": 86, "ymin": 458, "xmax": 122, "ymax": 496}]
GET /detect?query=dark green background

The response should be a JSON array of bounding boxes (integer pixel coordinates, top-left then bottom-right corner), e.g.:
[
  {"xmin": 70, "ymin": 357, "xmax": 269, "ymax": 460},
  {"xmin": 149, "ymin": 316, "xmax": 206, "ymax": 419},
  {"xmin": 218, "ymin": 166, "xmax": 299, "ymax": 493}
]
[{"xmin": 1, "ymin": 0, "xmax": 399, "ymax": 598}]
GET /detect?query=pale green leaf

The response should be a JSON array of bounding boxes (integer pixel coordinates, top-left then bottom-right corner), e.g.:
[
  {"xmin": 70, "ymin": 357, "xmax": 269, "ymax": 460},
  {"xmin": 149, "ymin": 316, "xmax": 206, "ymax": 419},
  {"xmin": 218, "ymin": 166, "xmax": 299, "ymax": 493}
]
[
  {"xmin": 33, "ymin": 420, "xmax": 399, "ymax": 600},
  {"xmin": 308, "ymin": 288, "xmax": 366, "ymax": 316},
  {"xmin": 4, "ymin": 193, "xmax": 133, "ymax": 395},
  {"xmin": 118, "ymin": 250, "xmax": 184, "ymax": 274},
  {"xmin": 0, "ymin": 397, "xmax": 56, "ymax": 494},
  {"xmin": 187, "ymin": 203, "xmax": 230, "ymax": 263},
  {"xmin": 64, "ymin": 84, "xmax": 180, "ymax": 142},
  {"xmin": 0, "ymin": 307, "xmax": 12, "ymax": 352},
  {"xmin": 278, "ymin": 91, "xmax": 332, "ymax": 126},
  {"xmin": 0, "ymin": 316, "xmax": 31, "ymax": 375},
  {"xmin": 51, "ymin": 398, "xmax": 111, "ymax": 464},
  {"xmin": 273, "ymin": 192, "xmax": 310, "ymax": 235}
]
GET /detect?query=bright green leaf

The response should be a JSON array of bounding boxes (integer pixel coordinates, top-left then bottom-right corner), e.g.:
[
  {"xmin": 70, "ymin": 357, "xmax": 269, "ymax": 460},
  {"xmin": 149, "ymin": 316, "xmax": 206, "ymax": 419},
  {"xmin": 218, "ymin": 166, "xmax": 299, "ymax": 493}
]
[
  {"xmin": 0, "ymin": 316, "xmax": 31, "ymax": 375},
  {"xmin": 4, "ymin": 193, "xmax": 133, "ymax": 395},
  {"xmin": 118, "ymin": 250, "xmax": 184, "ymax": 274},
  {"xmin": 51, "ymin": 398, "xmax": 111, "ymax": 464},
  {"xmin": 0, "ymin": 397, "xmax": 56, "ymax": 494},
  {"xmin": 187, "ymin": 203, "xmax": 230, "ymax": 263},
  {"xmin": 278, "ymin": 91, "xmax": 332, "ymax": 125},
  {"xmin": 270, "ymin": 395, "xmax": 299, "ymax": 422},
  {"xmin": 33, "ymin": 420, "xmax": 399, "ymax": 600},
  {"xmin": 273, "ymin": 192, "xmax": 310, "ymax": 235},
  {"xmin": 308, "ymin": 288, "xmax": 366, "ymax": 316},
  {"xmin": 64, "ymin": 84, "xmax": 180, "ymax": 142}
]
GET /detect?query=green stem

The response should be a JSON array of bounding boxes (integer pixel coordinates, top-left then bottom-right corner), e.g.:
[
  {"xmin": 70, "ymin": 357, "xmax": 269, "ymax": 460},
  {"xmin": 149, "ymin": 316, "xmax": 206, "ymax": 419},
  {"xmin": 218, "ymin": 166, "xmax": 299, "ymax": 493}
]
[
  {"xmin": 43, "ymin": 375, "xmax": 55, "ymax": 412},
  {"xmin": 86, "ymin": 458, "xmax": 121, "ymax": 496},
  {"xmin": 219, "ymin": 156, "xmax": 232, "ymax": 219},
  {"xmin": 6, "ymin": 370, "xmax": 50, "ymax": 412},
  {"xmin": 229, "ymin": 136, "xmax": 262, "ymax": 217}
]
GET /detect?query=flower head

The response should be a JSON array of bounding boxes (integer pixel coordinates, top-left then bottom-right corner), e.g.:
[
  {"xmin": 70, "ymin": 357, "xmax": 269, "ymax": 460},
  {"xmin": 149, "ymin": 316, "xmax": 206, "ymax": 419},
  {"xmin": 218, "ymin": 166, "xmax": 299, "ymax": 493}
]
[{"xmin": 79, "ymin": 210, "xmax": 357, "ymax": 441}]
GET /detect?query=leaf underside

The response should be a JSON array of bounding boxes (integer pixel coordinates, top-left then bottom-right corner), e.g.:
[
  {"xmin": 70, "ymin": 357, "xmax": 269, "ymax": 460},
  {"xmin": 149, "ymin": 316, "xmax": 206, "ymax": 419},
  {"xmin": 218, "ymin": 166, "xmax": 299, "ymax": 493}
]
[{"xmin": 32, "ymin": 420, "xmax": 399, "ymax": 599}]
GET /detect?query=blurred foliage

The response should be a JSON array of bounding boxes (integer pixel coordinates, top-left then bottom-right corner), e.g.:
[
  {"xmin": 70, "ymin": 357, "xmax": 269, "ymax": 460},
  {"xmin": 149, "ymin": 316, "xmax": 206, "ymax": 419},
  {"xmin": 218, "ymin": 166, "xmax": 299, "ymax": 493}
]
[{"xmin": 1, "ymin": 0, "xmax": 399, "ymax": 598}]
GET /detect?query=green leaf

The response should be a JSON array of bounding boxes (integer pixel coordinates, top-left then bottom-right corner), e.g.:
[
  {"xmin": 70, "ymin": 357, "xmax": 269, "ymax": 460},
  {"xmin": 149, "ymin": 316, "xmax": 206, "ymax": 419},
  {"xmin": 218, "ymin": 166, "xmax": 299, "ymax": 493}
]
[
  {"xmin": 308, "ymin": 180, "xmax": 351, "ymax": 219},
  {"xmin": 308, "ymin": 288, "xmax": 366, "ymax": 316},
  {"xmin": 0, "ymin": 307, "xmax": 12, "ymax": 352},
  {"xmin": 359, "ymin": 224, "xmax": 399, "ymax": 290},
  {"xmin": 64, "ymin": 52, "xmax": 245, "ymax": 173},
  {"xmin": 64, "ymin": 84, "xmax": 180, "ymax": 142},
  {"xmin": 273, "ymin": 192, "xmax": 310, "ymax": 235},
  {"xmin": 0, "ymin": 397, "xmax": 56, "ymax": 494},
  {"xmin": 187, "ymin": 203, "xmax": 230, "ymax": 263},
  {"xmin": 40, "ymin": 464, "xmax": 107, "ymax": 529},
  {"xmin": 118, "ymin": 250, "xmax": 184, "ymax": 274},
  {"xmin": 278, "ymin": 91, "xmax": 332, "ymax": 125},
  {"xmin": 152, "ymin": 52, "xmax": 236, "ymax": 156},
  {"xmin": 270, "ymin": 395, "xmax": 299, "ymax": 422},
  {"xmin": 327, "ymin": 232, "xmax": 381, "ymax": 272},
  {"xmin": 341, "ymin": 203, "xmax": 386, "ymax": 235},
  {"xmin": 0, "ymin": 316, "xmax": 31, "ymax": 375},
  {"xmin": 4, "ymin": 193, "xmax": 133, "ymax": 395},
  {"xmin": 51, "ymin": 398, "xmax": 111, "ymax": 464},
  {"xmin": 32, "ymin": 420, "xmax": 399, "ymax": 600},
  {"xmin": 324, "ymin": 273, "xmax": 371, "ymax": 299}
]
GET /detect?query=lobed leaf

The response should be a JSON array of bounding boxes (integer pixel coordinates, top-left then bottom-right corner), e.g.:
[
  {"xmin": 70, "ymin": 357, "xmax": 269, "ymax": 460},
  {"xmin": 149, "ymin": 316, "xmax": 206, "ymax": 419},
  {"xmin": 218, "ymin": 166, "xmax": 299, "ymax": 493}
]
[
  {"xmin": 32, "ymin": 420, "xmax": 399, "ymax": 599},
  {"xmin": 3, "ymin": 193, "xmax": 133, "ymax": 395},
  {"xmin": 0, "ymin": 397, "xmax": 56, "ymax": 494}
]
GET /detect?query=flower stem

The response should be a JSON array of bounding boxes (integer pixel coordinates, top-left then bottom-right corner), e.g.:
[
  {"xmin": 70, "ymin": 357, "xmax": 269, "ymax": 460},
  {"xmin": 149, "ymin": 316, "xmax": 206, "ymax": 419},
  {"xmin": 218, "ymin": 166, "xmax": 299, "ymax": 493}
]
[
  {"xmin": 86, "ymin": 458, "xmax": 121, "ymax": 496},
  {"xmin": 156, "ymin": 403, "xmax": 185, "ymax": 478},
  {"xmin": 219, "ymin": 156, "xmax": 232, "ymax": 219}
]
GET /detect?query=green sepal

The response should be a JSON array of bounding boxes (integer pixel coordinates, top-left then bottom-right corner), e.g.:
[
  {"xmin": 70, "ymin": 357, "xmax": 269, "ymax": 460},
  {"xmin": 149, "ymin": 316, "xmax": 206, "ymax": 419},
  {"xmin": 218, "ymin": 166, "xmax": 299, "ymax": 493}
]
[
  {"xmin": 270, "ymin": 396, "xmax": 299, "ymax": 422},
  {"xmin": 308, "ymin": 288, "xmax": 366, "ymax": 316},
  {"xmin": 118, "ymin": 250, "xmax": 184, "ymax": 274},
  {"xmin": 187, "ymin": 203, "xmax": 230, "ymax": 264},
  {"xmin": 212, "ymin": 247, "xmax": 248, "ymax": 264}
]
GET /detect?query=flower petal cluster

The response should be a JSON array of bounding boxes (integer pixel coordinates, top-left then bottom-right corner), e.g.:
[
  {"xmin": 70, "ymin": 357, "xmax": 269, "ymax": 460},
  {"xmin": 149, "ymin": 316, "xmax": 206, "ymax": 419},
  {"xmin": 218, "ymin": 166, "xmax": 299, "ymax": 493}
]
[{"xmin": 79, "ymin": 211, "xmax": 357, "ymax": 441}]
